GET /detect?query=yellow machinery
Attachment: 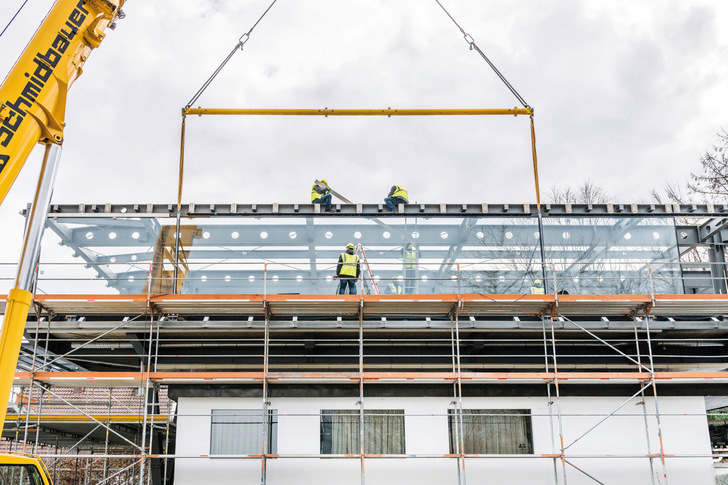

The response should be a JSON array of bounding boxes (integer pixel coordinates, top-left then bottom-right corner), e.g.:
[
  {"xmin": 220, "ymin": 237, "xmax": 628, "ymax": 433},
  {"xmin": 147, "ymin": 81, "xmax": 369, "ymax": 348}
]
[
  {"xmin": 0, "ymin": 0, "xmax": 125, "ymax": 480},
  {"xmin": 0, "ymin": 452, "xmax": 53, "ymax": 484}
]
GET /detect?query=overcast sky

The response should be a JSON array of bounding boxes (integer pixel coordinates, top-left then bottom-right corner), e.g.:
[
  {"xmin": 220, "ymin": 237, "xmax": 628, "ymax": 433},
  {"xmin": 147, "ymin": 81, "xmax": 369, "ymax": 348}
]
[{"xmin": 0, "ymin": 0, "xmax": 726, "ymax": 259}]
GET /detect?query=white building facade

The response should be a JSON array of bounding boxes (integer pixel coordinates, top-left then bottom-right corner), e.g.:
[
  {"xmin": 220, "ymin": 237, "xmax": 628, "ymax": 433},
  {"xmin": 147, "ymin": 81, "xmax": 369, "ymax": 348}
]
[{"xmin": 174, "ymin": 394, "xmax": 712, "ymax": 485}]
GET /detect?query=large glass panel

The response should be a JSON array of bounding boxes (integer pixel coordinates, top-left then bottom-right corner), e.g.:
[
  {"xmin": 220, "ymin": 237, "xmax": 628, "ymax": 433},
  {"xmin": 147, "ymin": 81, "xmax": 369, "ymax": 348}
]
[
  {"xmin": 457, "ymin": 217, "xmax": 541, "ymax": 294},
  {"xmin": 542, "ymin": 217, "xmax": 682, "ymax": 294},
  {"xmin": 39, "ymin": 216, "xmax": 163, "ymax": 294},
  {"xmin": 36, "ymin": 214, "xmax": 683, "ymax": 295}
]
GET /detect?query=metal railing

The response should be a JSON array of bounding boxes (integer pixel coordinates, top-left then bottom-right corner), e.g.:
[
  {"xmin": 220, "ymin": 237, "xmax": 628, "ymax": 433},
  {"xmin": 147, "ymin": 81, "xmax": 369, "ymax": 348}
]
[{"xmin": 0, "ymin": 259, "xmax": 720, "ymax": 296}]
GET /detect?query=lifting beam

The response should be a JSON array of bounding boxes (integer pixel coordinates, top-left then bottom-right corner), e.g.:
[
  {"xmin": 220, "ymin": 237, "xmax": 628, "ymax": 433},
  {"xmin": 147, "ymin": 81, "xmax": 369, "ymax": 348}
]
[{"xmin": 183, "ymin": 108, "xmax": 532, "ymax": 116}]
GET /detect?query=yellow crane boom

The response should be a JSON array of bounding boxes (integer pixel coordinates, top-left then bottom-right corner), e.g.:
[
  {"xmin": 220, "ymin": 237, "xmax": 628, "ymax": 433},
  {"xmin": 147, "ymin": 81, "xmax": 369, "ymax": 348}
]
[
  {"xmin": 0, "ymin": 1, "xmax": 124, "ymax": 480},
  {"xmin": 0, "ymin": 0, "xmax": 123, "ymax": 204}
]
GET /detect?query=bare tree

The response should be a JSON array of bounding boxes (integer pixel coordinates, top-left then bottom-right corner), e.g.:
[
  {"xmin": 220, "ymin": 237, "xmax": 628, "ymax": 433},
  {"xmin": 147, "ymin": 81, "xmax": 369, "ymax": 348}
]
[
  {"xmin": 548, "ymin": 179, "xmax": 610, "ymax": 204},
  {"xmin": 649, "ymin": 132, "xmax": 728, "ymax": 263},
  {"xmin": 650, "ymin": 181, "xmax": 692, "ymax": 205},
  {"xmin": 688, "ymin": 129, "xmax": 728, "ymax": 202}
]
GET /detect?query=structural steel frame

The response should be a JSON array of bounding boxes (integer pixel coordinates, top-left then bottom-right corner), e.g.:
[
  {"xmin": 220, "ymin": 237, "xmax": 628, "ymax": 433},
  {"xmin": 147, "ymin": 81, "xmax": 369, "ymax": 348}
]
[
  {"xmin": 9, "ymin": 199, "xmax": 728, "ymax": 484},
  {"xmin": 33, "ymin": 202, "xmax": 728, "ymax": 217}
]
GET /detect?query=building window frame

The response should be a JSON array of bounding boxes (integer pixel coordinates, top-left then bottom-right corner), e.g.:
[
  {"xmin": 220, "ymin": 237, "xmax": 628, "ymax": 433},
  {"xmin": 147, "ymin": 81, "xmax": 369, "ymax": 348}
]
[
  {"xmin": 448, "ymin": 408, "xmax": 533, "ymax": 454},
  {"xmin": 210, "ymin": 409, "xmax": 278, "ymax": 456},
  {"xmin": 320, "ymin": 409, "xmax": 406, "ymax": 454}
]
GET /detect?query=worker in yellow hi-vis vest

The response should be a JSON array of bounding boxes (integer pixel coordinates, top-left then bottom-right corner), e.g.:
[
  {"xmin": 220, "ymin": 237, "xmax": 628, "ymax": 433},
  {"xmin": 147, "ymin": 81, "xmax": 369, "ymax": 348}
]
[
  {"xmin": 335, "ymin": 243, "xmax": 361, "ymax": 295},
  {"xmin": 401, "ymin": 241, "xmax": 419, "ymax": 294},
  {"xmin": 311, "ymin": 179, "xmax": 332, "ymax": 211},
  {"xmin": 530, "ymin": 279, "xmax": 544, "ymax": 294},
  {"xmin": 384, "ymin": 185, "xmax": 409, "ymax": 212},
  {"xmin": 386, "ymin": 277, "xmax": 403, "ymax": 295}
]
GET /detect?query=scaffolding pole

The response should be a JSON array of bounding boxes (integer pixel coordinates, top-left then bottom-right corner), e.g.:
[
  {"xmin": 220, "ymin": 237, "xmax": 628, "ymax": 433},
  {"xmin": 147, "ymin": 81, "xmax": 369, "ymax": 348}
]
[
  {"xmin": 451, "ymin": 303, "xmax": 467, "ymax": 485},
  {"xmin": 541, "ymin": 314, "xmax": 559, "ymax": 485},
  {"xmin": 103, "ymin": 389, "xmax": 111, "ymax": 481},
  {"xmin": 164, "ymin": 394, "xmax": 172, "ymax": 484},
  {"xmin": 546, "ymin": 314, "xmax": 567, "ymax": 484},
  {"xmin": 139, "ymin": 306, "xmax": 155, "ymax": 485},
  {"xmin": 450, "ymin": 309, "xmax": 463, "ymax": 485},
  {"xmin": 644, "ymin": 314, "xmax": 669, "ymax": 484},
  {"xmin": 633, "ymin": 316, "xmax": 657, "ymax": 485},
  {"xmin": 261, "ymin": 299, "xmax": 270, "ymax": 485},
  {"xmin": 359, "ymin": 298, "xmax": 365, "ymax": 485}
]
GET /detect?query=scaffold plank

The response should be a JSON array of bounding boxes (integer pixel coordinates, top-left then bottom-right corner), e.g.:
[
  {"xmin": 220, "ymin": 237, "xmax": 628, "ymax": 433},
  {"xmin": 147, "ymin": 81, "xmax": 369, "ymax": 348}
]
[
  {"xmin": 5, "ymin": 414, "xmax": 171, "ymax": 422},
  {"xmin": 3, "ymin": 293, "xmax": 727, "ymax": 317},
  {"xmin": 554, "ymin": 294, "xmax": 653, "ymax": 316},
  {"xmin": 651, "ymin": 294, "xmax": 728, "ymax": 316},
  {"xmin": 30, "ymin": 294, "xmax": 150, "ymax": 315},
  {"xmin": 266, "ymin": 294, "xmax": 361, "ymax": 316},
  {"xmin": 152, "ymin": 294, "xmax": 266, "ymax": 315},
  {"xmin": 14, "ymin": 371, "xmax": 728, "ymax": 387}
]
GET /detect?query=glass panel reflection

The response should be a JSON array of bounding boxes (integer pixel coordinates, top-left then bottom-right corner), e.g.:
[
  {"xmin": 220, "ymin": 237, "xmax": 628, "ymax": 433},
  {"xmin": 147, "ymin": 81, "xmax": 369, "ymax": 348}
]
[
  {"xmin": 37, "ymin": 214, "xmax": 683, "ymax": 295},
  {"xmin": 542, "ymin": 217, "xmax": 682, "ymax": 295}
]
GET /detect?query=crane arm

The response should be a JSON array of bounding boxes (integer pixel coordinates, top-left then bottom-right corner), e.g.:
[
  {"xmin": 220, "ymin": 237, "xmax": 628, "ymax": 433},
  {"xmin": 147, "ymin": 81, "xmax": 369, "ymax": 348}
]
[
  {"xmin": 0, "ymin": 0, "xmax": 124, "ymax": 453},
  {"xmin": 0, "ymin": 0, "xmax": 125, "ymax": 206}
]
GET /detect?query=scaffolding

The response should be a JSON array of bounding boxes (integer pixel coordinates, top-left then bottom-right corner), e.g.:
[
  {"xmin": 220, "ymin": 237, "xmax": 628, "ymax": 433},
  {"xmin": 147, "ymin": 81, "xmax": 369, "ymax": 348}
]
[
  {"xmin": 3, "ymin": 288, "xmax": 728, "ymax": 484},
  {"xmin": 2, "ymin": 201, "xmax": 728, "ymax": 484},
  {"xmin": 2, "ymin": 1, "xmax": 726, "ymax": 482}
]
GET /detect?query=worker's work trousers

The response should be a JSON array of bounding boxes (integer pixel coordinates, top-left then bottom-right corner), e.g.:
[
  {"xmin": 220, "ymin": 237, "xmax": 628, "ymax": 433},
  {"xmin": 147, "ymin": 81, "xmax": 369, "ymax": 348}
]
[
  {"xmin": 313, "ymin": 194, "xmax": 332, "ymax": 210},
  {"xmin": 384, "ymin": 196, "xmax": 407, "ymax": 212},
  {"xmin": 338, "ymin": 278, "xmax": 357, "ymax": 295}
]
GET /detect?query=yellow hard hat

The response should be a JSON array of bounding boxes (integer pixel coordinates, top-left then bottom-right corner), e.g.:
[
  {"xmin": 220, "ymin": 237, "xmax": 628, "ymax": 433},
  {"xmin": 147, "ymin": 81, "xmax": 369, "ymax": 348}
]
[
  {"xmin": 346, "ymin": 243, "xmax": 355, "ymax": 249},
  {"xmin": 320, "ymin": 179, "xmax": 328, "ymax": 185},
  {"xmin": 534, "ymin": 279, "xmax": 542, "ymax": 285}
]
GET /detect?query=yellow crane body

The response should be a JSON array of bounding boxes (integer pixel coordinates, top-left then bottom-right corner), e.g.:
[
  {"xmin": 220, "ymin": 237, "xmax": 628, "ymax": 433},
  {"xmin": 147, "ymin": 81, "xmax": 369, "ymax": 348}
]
[
  {"xmin": 0, "ymin": 1, "xmax": 124, "ymax": 481},
  {"xmin": 0, "ymin": 0, "xmax": 123, "ymax": 206}
]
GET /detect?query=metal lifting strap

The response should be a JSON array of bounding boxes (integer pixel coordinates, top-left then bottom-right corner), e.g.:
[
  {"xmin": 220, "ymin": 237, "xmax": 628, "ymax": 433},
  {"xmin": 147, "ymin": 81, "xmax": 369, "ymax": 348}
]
[
  {"xmin": 434, "ymin": 0, "xmax": 530, "ymax": 110},
  {"xmin": 185, "ymin": 0, "xmax": 279, "ymax": 108}
]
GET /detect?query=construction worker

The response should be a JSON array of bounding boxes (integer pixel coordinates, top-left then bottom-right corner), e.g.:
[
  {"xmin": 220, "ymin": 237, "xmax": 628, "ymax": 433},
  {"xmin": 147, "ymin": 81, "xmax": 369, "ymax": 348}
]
[
  {"xmin": 384, "ymin": 185, "xmax": 409, "ymax": 212},
  {"xmin": 530, "ymin": 279, "xmax": 544, "ymax": 294},
  {"xmin": 401, "ymin": 241, "xmax": 418, "ymax": 294},
  {"xmin": 386, "ymin": 276, "xmax": 403, "ymax": 295},
  {"xmin": 311, "ymin": 179, "xmax": 332, "ymax": 211},
  {"xmin": 336, "ymin": 243, "xmax": 360, "ymax": 295}
]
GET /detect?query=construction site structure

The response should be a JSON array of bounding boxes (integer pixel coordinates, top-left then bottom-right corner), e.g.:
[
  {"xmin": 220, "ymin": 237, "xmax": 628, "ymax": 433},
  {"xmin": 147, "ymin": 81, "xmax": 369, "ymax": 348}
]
[
  {"xmin": 1, "ymin": 1, "xmax": 727, "ymax": 483},
  {"xmin": 1, "ymin": 202, "xmax": 728, "ymax": 484}
]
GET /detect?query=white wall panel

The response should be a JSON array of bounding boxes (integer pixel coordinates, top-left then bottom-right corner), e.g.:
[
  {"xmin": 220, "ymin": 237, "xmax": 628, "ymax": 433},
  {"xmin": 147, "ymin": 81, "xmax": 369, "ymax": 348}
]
[{"xmin": 174, "ymin": 395, "xmax": 712, "ymax": 485}]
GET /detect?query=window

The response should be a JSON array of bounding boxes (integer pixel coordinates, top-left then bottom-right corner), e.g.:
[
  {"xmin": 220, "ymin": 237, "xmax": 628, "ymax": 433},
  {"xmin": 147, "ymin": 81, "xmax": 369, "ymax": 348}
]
[
  {"xmin": 448, "ymin": 409, "xmax": 533, "ymax": 454},
  {"xmin": 210, "ymin": 409, "xmax": 278, "ymax": 455},
  {"xmin": 0, "ymin": 465, "xmax": 45, "ymax": 485},
  {"xmin": 320, "ymin": 409, "xmax": 405, "ymax": 454}
]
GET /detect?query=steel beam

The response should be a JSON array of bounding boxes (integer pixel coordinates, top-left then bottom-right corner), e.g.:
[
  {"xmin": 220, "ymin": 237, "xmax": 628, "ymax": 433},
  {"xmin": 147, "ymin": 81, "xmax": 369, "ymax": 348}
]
[{"xmin": 36, "ymin": 203, "xmax": 728, "ymax": 218}]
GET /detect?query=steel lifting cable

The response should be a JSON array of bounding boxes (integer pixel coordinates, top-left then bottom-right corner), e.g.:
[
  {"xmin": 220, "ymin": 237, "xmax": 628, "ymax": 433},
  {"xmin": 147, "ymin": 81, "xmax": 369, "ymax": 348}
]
[
  {"xmin": 0, "ymin": 0, "xmax": 30, "ymax": 39},
  {"xmin": 175, "ymin": 0, "xmax": 279, "ymax": 294},
  {"xmin": 434, "ymin": 0, "xmax": 530, "ymax": 110},
  {"xmin": 185, "ymin": 0, "xmax": 279, "ymax": 108},
  {"xmin": 435, "ymin": 0, "xmax": 547, "ymax": 287}
]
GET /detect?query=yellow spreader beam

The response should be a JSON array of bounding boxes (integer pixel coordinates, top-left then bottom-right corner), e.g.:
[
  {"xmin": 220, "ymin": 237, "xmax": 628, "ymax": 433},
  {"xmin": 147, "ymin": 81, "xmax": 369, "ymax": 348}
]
[
  {"xmin": 184, "ymin": 107, "xmax": 533, "ymax": 117},
  {"xmin": 181, "ymin": 105, "xmax": 541, "ymax": 209}
]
